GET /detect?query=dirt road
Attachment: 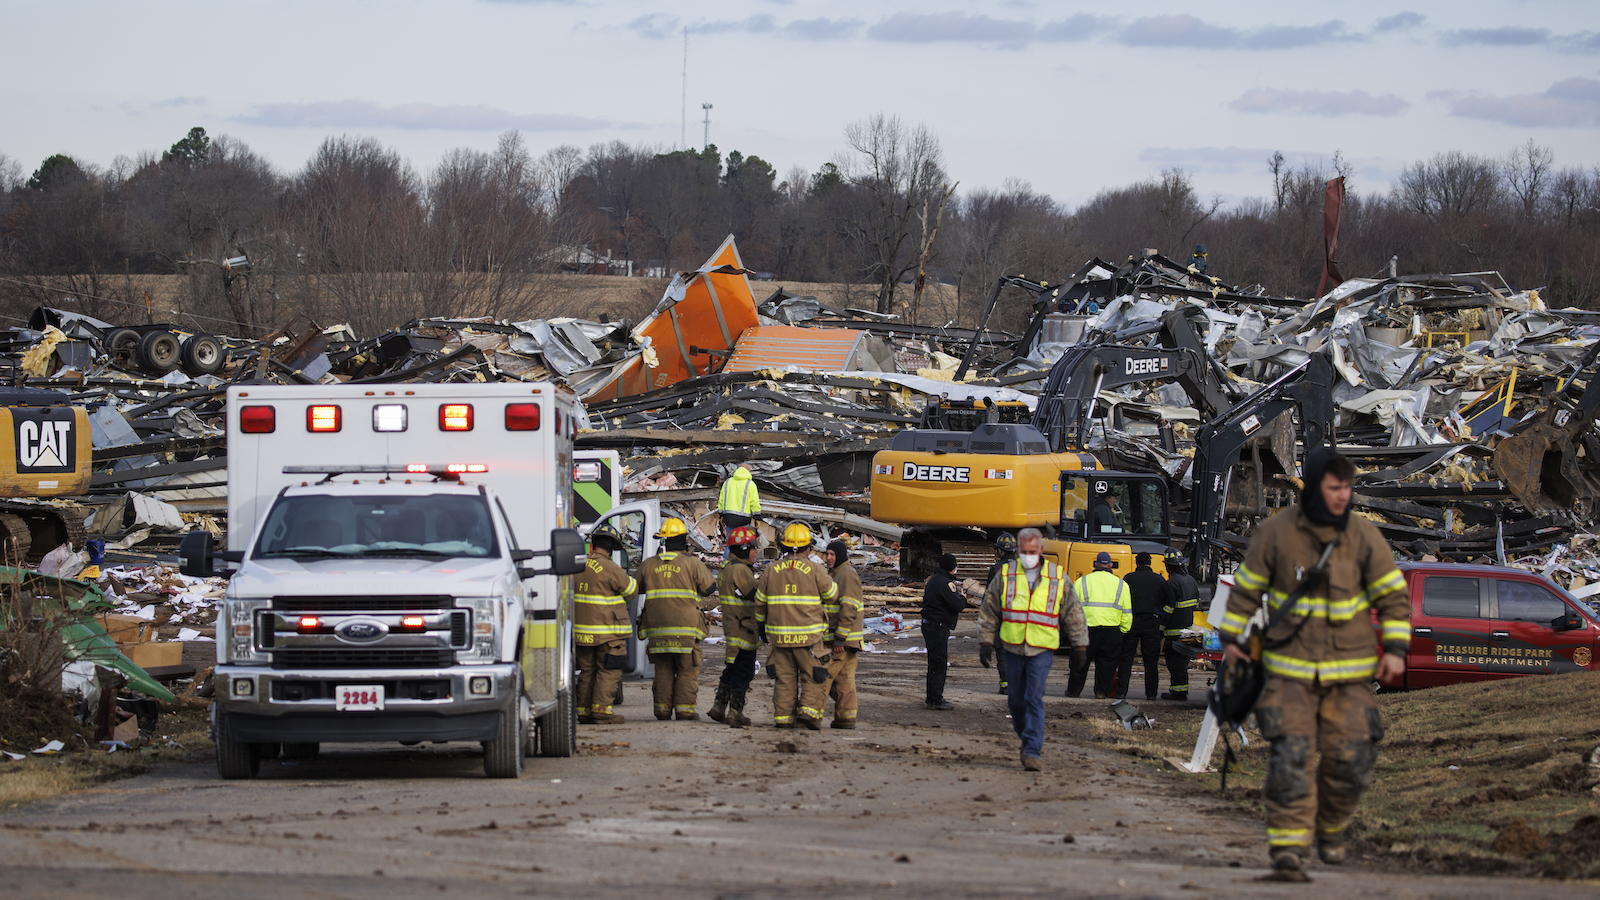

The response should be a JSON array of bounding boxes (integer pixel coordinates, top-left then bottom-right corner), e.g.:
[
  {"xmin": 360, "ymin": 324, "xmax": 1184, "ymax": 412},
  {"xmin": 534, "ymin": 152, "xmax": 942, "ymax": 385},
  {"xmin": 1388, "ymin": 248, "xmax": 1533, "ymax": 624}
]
[{"xmin": 0, "ymin": 626, "xmax": 1588, "ymax": 899}]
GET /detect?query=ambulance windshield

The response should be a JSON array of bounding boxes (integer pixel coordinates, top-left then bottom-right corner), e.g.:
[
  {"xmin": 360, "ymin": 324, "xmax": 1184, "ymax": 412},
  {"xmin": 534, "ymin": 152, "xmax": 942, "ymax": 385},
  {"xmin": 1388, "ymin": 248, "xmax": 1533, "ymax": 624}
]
[{"xmin": 254, "ymin": 494, "xmax": 498, "ymax": 559}]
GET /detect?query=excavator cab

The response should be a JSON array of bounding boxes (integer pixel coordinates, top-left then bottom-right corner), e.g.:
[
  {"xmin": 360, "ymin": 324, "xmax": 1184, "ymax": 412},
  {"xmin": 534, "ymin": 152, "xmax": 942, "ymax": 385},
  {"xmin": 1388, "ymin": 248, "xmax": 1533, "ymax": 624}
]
[{"xmin": 1044, "ymin": 471, "xmax": 1172, "ymax": 581}]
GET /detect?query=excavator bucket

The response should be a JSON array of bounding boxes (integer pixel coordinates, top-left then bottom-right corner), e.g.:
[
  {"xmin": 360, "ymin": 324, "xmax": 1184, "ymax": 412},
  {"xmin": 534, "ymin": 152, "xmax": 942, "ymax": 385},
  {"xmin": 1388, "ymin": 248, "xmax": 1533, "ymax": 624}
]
[{"xmin": 1494, "ymin": 421, "xmax": 1597, "ymax": 515}]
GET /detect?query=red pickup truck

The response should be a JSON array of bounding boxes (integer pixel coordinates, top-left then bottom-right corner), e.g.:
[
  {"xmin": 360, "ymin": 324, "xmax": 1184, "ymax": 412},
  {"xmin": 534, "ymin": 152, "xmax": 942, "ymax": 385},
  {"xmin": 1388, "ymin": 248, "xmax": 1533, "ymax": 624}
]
[{"xmin": 1395, "ymin": 561, "xmax": 1600, "ymax": 689}]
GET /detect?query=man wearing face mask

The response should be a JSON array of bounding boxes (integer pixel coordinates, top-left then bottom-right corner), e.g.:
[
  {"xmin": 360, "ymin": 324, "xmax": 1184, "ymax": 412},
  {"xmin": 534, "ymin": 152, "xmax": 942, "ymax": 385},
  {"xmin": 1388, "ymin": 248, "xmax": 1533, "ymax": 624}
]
[
  {"xmin": 1220, "ymin": 447, "xmax": 1410, "ymax": 881},
  {"xmin": 977, "ymin": 528, "xmax": 1088, "ymax": 772}
]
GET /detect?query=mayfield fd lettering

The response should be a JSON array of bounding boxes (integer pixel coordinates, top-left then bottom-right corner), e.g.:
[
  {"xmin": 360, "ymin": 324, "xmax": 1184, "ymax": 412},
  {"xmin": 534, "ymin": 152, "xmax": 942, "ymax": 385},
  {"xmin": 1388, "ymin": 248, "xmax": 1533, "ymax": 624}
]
[
  {"xmin": 14, "ymin": 413, "xmax": 74, "ymax": 472},
  {"xmin": 901, "ymin": 463, "xmax": 970, "ymax": 483}
]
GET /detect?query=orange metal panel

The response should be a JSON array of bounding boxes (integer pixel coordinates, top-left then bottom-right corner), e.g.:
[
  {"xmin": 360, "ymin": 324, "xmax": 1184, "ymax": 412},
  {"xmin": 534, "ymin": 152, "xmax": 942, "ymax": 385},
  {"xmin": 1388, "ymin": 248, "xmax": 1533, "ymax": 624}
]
[
  {"xmin": 724, "ymin": 326, "xmax": 865, "ymax": 372},
  {"xmin": 580, "ymin": 235, "xmax": 759, "ymax": 401}
]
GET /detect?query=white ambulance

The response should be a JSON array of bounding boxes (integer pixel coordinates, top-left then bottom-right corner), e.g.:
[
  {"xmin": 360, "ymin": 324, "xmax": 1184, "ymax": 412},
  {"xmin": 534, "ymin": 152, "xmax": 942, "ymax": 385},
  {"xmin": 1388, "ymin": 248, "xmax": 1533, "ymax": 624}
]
[{"xmin": 180, "ymin": 383, "xmax": 587, "ymax": 779}]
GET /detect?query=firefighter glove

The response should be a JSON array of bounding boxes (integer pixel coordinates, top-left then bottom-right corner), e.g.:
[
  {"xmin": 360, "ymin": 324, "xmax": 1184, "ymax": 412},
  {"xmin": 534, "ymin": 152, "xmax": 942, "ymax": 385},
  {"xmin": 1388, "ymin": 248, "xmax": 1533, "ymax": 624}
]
[
  {"xmin": 812, "ymin": 666, "xmax": 829, "ymax": 684},
  {"xmin": 1072, "ymin": 648, "xmax": 1088, "ymax": 670}
]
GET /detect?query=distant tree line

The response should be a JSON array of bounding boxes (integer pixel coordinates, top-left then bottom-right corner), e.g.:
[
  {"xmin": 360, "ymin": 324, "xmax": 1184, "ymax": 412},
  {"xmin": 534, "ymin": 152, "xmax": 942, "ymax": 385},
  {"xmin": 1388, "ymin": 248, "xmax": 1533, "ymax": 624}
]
[{"xmin": 2, "ymin": 121, "xmax": 1597, "ymax": 338}]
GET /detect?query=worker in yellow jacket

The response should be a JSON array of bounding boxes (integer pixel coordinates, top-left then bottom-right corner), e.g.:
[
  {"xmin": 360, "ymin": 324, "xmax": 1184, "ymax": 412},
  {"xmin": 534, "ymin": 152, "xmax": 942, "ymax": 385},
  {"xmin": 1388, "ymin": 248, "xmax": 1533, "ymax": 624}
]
[{"xmin": 1066, "ymin": 551, "xmax": 1130, "ymax": 699}]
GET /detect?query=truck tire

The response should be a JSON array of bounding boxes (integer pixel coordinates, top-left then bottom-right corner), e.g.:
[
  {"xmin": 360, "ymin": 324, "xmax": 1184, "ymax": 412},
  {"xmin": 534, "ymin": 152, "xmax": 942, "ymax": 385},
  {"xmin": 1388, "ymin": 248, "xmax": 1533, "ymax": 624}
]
[
  {"xmin": 180, "ymin": 333, "xmax": 226, "ymax": 375},
  {"xmin": 482, "ymin": 700, "xmax": 525, "ymax": 779},
  {"xmin": 136, "ymin": 330, "xmax": 182, "ymax": 373},
  {"xmin": 214, "ymin": 708, "xmax": 260, "ymax": 780},
  {"xmin": 538, "ymin": 688, "xmax": 576, "ymax": 758},
  {"xmin": 105, "ymin": 328, "xmax": 140, "ymax": 356},
  {"xmin": 281, "ymin": 742, "xmax": 319, "ymax": 760}
]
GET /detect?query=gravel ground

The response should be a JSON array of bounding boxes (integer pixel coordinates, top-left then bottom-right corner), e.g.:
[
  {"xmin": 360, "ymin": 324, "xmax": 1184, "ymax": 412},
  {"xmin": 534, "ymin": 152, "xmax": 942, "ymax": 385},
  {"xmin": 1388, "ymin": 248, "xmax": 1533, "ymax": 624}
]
[{"xmin": 1, "ymin": 622, "xmax": 1592, "ymax": 899}]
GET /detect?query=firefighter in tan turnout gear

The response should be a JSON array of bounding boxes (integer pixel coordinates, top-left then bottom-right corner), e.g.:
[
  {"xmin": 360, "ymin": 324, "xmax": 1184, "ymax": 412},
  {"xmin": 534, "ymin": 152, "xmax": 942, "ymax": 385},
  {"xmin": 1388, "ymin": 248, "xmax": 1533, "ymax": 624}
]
[
  {"xmin": 755, "ymin": 522, "xmax": 838, "ymax": 730},
  {"xmin": 708, "ymin": 525, "xmax": 761, "ymax": 728},
  {"xmin": 573, "ymin": 524, "xmax": 636, "ymax": 725},
  {"xmin": 637, "ymin": 517, "xmax": 718, "ymax": 720},
  {"xmin": 1221, "ymin": 448, "xmax": 1411, "ymax": 881},
  {"xmin": 823, "ymin": 540, "xmax": 864, "ymax": 729}
]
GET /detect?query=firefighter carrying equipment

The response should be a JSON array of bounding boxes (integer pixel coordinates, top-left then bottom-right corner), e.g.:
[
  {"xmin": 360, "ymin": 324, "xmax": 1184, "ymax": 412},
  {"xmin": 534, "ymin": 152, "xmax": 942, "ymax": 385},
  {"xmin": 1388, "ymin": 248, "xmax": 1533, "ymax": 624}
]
[
  {"xmin": 1075, "ymin": 569, "xmax": 1131, "ymax": 631},
  {"xmin": 1221, "ymin": 509, "xmax": 1411, "ymax": 685},
  {"xmin": 780, "ymin": 521, "xmax": 813, "ymax": 548},
  {"xmin": 726, "ymin": 524, "xmax": 759, "ymax": 548},
  {"xmin": 655, "ymin": 517, "xmax": 688, "ymax": 539},
  {"xmin": 996, "ymin": 559, "xmax": 1070, "ymax": 651},
  {"xmin": 718, "ymin": 465, "xmax": 762, "ymax": 516}
]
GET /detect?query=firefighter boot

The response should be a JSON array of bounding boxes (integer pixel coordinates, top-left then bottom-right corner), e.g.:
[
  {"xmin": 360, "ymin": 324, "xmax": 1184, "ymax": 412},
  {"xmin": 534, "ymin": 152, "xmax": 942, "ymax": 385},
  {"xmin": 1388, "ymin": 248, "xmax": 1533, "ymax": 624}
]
[
  {"xmin": 1266, "ymin": 848, "xmax": 1311, "ymax": 883},
  {"xmin": 707, "ymin": 684, "xmax": 731, "ymax": 723},
  {"xmin": 725, "ymin": 689, "xmax": 752, "ymax": 728}
]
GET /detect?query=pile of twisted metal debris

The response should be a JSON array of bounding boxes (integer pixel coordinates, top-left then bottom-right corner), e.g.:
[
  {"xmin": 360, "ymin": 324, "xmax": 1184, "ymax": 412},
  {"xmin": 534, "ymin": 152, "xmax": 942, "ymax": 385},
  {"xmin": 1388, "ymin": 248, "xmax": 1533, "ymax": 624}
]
[{"xmin": 4, "ymin": 240, "xmax": 1598, "ymax": 588}]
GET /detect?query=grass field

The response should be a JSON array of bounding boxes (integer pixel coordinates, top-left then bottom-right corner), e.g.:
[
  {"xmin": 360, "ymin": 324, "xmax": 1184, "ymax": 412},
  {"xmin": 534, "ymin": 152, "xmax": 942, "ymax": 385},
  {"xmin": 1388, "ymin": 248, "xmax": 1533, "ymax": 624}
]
[{"xmin": 1092, "ymin": 671, "xmax": 1600, "ymax": 878}]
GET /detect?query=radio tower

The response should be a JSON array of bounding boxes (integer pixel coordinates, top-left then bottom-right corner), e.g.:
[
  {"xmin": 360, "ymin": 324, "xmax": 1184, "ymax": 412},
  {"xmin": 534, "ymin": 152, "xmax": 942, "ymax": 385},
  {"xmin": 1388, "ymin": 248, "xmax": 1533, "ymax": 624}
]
[
  {"xmin": 701, "ymin": 103, "xmax": 713, "ymax": 150},
  {"xmin": 680, "ymin": 28, "xmax": 688, "ymax": 150}
]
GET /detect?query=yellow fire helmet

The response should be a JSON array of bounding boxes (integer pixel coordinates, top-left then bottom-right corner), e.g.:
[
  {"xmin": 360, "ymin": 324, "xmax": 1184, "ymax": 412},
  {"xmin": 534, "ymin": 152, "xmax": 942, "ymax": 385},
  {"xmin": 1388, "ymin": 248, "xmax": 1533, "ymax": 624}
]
[
  {"xmin": 655, "ymin": 517, "xmax": 688, "ymax": 539},
  {"xmin": 779, "ymin": 522, "xmax": 813, "ymax": 549}
]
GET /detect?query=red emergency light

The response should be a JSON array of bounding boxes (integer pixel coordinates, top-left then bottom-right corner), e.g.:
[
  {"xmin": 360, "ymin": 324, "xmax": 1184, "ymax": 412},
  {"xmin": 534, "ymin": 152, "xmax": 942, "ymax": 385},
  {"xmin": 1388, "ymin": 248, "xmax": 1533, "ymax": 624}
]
[
  {"xmin": 504, "ymin": 403, "xmax": 540, "ymax": 431},
  {"xmin": 298, "ymin": 616, "xmax": 320, "ymax": 630},
  {"xmin": 307, "ymin": 405, "xmax": 341, "ymax": 433},
  {"xmin": 439, "ymin": 404, "xmax": 473, "ymax": 431},
  {"xmin": 240, "ymin": 405, "xmax": 276, "ymax": 433},
  {"xmin": 405, "ymin": 464, "xmax": 429, "ymax": 474},
  {"xmin": 445, "ymin": 463, "xmax": 488, "ymax": 474},
  {"xmin": 400, "ymin": 616, "xmax": 425, "ymax": 629}
]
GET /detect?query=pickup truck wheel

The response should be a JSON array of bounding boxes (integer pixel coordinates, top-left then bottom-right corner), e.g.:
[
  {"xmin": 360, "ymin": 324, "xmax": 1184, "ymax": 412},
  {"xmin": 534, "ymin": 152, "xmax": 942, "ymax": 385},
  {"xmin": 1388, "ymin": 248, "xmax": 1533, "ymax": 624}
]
[
  {"xmin": 538, "ymin": 688, "xmax": 577, "ymax": 758},
  {"xmin": 483, "ymin": 695, "xmax": 525, "ymax": 779},
  {"xmin": 214, "ymin": 708, "xmax": 260, "ymax": 780}
]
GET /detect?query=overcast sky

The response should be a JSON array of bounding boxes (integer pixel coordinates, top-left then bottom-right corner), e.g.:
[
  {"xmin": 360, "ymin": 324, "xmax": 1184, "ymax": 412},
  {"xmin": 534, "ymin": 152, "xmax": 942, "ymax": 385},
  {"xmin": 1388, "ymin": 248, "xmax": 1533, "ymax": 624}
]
[{"xmin": 3, "ymin": 1, "xmax": 1597, "ymax": 206}]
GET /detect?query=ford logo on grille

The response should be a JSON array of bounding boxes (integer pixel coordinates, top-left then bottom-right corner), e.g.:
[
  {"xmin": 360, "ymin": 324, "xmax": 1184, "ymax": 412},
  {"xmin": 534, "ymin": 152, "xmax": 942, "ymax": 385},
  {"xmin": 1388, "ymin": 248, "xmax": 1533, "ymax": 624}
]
[{"xmin": 334, "ymin": 618, "xmax": 389, "ymax": 642}]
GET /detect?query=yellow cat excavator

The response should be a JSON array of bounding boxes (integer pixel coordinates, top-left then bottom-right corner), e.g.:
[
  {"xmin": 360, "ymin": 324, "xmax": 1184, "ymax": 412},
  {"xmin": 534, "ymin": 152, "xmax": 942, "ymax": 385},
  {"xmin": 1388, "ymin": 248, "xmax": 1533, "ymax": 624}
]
[{"xmin": 0, "ymin": 391, "xmax": 93, "ymax": 561}]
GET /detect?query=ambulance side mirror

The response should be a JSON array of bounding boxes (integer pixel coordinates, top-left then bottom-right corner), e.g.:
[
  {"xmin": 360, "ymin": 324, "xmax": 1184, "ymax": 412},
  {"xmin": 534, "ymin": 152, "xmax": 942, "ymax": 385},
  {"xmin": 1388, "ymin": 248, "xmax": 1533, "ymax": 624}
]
[
  {"xmin": 519, "ymin": 529, "xmax": 587, "ymax": 578},
  {"xmin": 178, "ymin": 530, "xmax": 242, "ymax": 577}
]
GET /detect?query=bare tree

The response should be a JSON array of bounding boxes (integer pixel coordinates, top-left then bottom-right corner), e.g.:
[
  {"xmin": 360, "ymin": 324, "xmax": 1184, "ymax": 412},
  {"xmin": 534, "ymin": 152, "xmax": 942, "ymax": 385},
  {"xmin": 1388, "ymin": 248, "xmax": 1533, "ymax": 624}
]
[
  {"xmin": 909, "ymin": 180, "xmax": 957, "ymax": 324},
  {"xmin": 834, "ymin": 114, "xmax": 949, "ymax": 315},
  {"xmin": 1503, "ymin": 139, "xmax": 1555, "ymax": 219}
]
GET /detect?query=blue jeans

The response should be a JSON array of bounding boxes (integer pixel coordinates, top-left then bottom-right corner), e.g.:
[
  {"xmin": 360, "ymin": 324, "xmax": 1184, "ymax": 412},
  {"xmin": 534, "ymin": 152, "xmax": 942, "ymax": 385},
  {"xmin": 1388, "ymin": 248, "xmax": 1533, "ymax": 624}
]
[{"xmin": 1004, "ymin": 649, "xmax": 1054, "ymax": 758}]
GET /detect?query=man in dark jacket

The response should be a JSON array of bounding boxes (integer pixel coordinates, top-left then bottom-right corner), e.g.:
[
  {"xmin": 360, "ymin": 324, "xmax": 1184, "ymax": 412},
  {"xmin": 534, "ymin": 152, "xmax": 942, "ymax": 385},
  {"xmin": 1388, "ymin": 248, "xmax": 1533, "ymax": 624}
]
[
  {"xmin": 1161, "ymin": 559, "xmax": 1202, "ymax": 701},
  {"xmin": 1117, "ymin": 553, "xmax": 1172, "ymax": 700},
  {"xmin": 920, "ymin": 553, "xmax": 966, "ymax": 710}
]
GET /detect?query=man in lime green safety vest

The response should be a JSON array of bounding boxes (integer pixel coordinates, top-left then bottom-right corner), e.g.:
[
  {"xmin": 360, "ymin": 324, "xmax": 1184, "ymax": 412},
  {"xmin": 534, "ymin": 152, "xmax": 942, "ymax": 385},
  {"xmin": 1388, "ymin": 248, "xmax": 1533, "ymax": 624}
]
[
  {"xmin": 1066, "ymin": 551, "xmax": 1131, "ymax": 699},
  {"xmin": 977, "ymin": 528, "xmax": 1088, "ymax": 772},
  {"xmin": 718, "ymin": 465, "xmax": 762, "ymax": 531}
]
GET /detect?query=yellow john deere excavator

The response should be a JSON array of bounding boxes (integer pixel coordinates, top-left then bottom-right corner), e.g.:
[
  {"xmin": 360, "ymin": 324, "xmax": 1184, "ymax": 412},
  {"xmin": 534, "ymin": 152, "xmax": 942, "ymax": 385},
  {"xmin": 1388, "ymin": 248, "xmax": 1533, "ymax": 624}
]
[{"xmin": 872, "ymin": 308, "xmax": 1235, "ymax": 582}]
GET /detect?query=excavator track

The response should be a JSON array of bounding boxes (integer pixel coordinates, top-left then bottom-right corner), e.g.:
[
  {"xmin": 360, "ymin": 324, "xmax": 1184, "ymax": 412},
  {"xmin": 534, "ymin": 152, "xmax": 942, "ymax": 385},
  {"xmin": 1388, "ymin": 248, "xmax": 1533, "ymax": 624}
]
[
  {"xmin": 0, "ymin": 503, "xmax": 90, "ymax": 565},
  {"xmin": 0, "ymin": 513, "xmax": 31, "ymax": 564}
]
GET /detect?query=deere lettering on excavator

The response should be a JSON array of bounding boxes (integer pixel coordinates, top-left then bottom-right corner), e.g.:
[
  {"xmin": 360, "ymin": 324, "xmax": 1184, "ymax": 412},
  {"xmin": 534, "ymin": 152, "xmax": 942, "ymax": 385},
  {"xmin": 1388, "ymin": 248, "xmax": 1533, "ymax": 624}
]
[
  {"xmin": 0, "ymin": 388, "xmax": 93, "ymax": 561},
  {"xmin": 872, "ymin": 307, "xmax": 1234, "ymax": 581}
]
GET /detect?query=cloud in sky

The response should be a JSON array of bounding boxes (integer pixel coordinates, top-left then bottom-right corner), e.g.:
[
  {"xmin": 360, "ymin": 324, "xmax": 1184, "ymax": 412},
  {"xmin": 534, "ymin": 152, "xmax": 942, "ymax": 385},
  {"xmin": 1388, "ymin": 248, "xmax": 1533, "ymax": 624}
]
[
  {"xmin": 235, "ymin": 101, "xmax": 610, "ymax": 132},
  {"xmin": 1440, "ymin": 27, "xmax": 1600, "ymax": 53},
  {"xmin": 1443, "ymin": 77, "xmax": 1600, "ymax": 128},
  {"xmin": 1372, "ymin": 12, "xmax": 1425, "ymax": 32},
  {"xmin": 783, "ymin": 17, "xmax": 863, "ymax": 41},
  {"xmin": 1231, "ymin": 88, "xmax": 1409, "ymax": 117},
  {"xmin": 626, "ymin": 13, "xmax": 678, "ymax": 39},
  {"xmin": 1117, "ymin": 15, "xmax": 1361, "ymax": 50},
  {"xmin": 866, "ymin": 12, "xmax": 1033, "ymax": 44},
  {"xmin": 152, "ymin": 96, "xmax": 205, "ymax": 108}
]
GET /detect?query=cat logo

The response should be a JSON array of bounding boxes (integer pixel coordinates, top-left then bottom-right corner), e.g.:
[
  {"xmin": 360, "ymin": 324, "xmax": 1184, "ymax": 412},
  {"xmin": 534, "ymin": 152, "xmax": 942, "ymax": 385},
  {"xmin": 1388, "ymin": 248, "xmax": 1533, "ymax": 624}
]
[{"xmin": 13, "ymin": 409, "xmax": 77, "ymax": 473}]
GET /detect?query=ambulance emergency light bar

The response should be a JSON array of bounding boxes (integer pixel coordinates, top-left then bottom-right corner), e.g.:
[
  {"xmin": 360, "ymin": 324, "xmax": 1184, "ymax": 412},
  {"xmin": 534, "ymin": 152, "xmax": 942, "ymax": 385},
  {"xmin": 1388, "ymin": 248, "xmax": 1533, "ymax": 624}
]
[
  {"xmin": 238, "ymin": 403, "xmax": 541, "ymax": 434},
  {"xmin": 282, "ymin": 464, "xmax": 489, "ymax": 480}
]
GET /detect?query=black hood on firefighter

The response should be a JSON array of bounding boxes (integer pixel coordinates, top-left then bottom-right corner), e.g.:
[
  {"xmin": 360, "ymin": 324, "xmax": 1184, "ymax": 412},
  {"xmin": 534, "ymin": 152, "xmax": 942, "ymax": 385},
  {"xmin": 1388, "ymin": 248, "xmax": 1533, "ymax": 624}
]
[{"xmin": 1299, "ymin": 447, "xmax": 1350, "ymax": 530}]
